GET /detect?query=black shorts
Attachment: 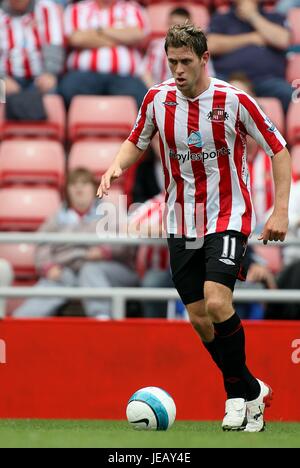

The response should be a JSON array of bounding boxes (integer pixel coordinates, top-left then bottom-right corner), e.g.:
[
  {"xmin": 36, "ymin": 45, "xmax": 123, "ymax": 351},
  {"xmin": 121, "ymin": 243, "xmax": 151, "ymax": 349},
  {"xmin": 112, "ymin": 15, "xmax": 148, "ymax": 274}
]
[{"xmin": 167, "ymin": 230, "xmax": 248, "ymax": 305}]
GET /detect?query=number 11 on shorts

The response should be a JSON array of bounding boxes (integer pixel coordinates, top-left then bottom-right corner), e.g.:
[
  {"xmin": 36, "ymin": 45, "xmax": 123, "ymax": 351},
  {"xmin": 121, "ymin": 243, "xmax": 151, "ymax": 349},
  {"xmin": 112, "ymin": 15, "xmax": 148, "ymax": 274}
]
[{"xmin": 222, "ymin": 235, "xmax": 236, "ymax": 260}]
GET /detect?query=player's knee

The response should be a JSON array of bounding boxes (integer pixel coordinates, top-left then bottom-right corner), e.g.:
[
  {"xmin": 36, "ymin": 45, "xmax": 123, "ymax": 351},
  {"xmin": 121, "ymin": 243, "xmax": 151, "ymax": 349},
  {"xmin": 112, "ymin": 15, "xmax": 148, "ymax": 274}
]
[{"xmin": 206, "ymin": 297, "xmax": 229, "ymax": 322}]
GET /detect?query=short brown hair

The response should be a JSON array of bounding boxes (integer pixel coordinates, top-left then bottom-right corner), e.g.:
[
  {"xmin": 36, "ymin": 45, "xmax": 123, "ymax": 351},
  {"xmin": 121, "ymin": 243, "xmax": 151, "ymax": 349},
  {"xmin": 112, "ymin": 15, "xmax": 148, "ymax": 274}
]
[
  {"xmin": 67, "ymin": 168, "xmax": 97, "ymax": 187},
  {"xmin": 65, "ymin": 168, "xmax": 97, "ymax": 206},
  {"xmin": 165, "ymin": 24, "xmax": 208, "ymax": 58}
]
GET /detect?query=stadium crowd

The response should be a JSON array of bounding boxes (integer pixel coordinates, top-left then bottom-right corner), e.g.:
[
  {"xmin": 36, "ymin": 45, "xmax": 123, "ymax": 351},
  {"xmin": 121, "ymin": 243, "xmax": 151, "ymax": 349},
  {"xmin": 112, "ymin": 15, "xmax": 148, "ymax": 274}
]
[{"xmin": 0, "ymin": 0, "xmax": 300, "ymax": 319}]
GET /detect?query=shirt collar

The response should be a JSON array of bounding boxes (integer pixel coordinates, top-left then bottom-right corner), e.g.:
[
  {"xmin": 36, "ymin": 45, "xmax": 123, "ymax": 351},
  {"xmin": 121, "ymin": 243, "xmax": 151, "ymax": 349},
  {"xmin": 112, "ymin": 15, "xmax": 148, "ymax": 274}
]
[{"xmin": 176, "ymin": 77, "xmax": 214, "ymax": 102}]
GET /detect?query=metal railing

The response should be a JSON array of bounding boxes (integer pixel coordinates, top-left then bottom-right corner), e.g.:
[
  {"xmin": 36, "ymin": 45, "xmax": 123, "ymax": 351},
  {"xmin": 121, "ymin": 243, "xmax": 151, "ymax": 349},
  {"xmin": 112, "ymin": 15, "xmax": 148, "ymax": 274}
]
[
  {"xmin": 0, "ymin": 287, "xmax": 300, "ymax": 319},
  {"xmin": 0, "ymin": 232, "xmax": 300, "ymax": 246},
  {"xmin": 0, "ymin": 232, "xmax": 299, "ymax": 318}
]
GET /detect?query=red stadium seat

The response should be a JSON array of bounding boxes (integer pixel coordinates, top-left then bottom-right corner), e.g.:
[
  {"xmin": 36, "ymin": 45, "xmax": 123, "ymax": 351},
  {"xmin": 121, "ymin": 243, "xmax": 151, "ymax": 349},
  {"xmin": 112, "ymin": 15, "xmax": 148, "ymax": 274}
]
[
  {"xmin": 0, "ymin": 243, "xmax": 37, "ymax": 280},
  {"xmin": 287, "ymin": 101, "xmax": 300, "ymax": 146},
  {"xmin": 68, "ymin": 96, "xmax": 137, "ymax": 142},
  {"xmin": 291, "ymin": 145, "xmax": 300, "ymax": 180},
  {"xmin": 69, "ymin": 140, "xmax": 123, "ymax": 186},
  {"xmin": 0, "ymin": 140, "xmax": 65, "ymax": 189},
  {"xmin": 147, "ymin": 2, "xmax": 210, "ymax": 38},
  {"xmin": 288, "ymin": 8, "xmax": 300, "ymax": 45},
  {"xmin": 256, "ymin": 97, "xmax": 285, "ymax": 136},
  {"xmin": 286, "ymin": 54, "xmax": 300, "ymax": 84},
  {"xmin": 213, "ymin": 0, "xmax": 231, "ymax": 10},
  {"xmin": 254, "ymin": 245, "xmax": 283, "ymax": 274},
  {"xmin": 0, "ymin": 95, "xmax": 66, "ymax": 141},
  {"xmin": 0, "ymin": 187, "xmax": 61, "ymax": 231}
]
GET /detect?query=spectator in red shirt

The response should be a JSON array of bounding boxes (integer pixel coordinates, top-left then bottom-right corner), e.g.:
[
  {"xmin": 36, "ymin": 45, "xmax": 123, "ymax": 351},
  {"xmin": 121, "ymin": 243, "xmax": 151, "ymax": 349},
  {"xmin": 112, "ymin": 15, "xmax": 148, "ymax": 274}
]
[
  {"xmin": 58, "ymin": 0, "xmax": 149, "ymax": 108},
  {"xmin": 128, "ymin": 192, "xmax": 172, "ymax": 318},
  {"xmin": 0, "ymin": 0, "xmax": 65, "ymax": 95}
]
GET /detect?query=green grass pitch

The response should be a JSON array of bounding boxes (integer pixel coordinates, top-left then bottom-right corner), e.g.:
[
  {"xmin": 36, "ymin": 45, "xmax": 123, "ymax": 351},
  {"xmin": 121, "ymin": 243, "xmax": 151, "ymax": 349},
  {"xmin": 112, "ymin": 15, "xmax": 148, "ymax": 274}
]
[{"xmin": 0, "ymin": 420, "xmax": 299, "ymax": 448}]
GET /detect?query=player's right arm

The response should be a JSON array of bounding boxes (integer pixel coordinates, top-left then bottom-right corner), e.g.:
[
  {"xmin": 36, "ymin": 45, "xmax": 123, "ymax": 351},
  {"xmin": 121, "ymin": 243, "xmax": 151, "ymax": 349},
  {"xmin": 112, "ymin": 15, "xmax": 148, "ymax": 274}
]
[
  {"xmin": 97, "ymin": 88, "xmax": 159, "ymax": 199},
  {"xmin": 97, "ymin": 141, "xmax": 144, "ymax": 198}
]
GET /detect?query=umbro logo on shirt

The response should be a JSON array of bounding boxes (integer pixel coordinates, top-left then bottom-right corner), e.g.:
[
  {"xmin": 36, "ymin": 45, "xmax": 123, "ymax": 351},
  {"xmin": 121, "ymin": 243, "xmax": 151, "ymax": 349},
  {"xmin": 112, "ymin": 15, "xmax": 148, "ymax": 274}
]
[{"xmin": 163, "ymin": 101, "xmax": 178, "ymax": 107}]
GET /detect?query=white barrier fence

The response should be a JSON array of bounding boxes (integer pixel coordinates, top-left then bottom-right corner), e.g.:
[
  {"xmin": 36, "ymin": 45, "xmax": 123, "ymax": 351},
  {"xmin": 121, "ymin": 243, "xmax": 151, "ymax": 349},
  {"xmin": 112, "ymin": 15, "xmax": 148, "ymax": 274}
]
[
  {"xmin": 0, "ymin": 287, "xmax": 300, "ymax": 319},
  {"xmin": 0, "ymin": 232, "xmax": 300, "ymax": 245},
  {"xmin": 0, "ymin": 233, "xmax": 299, "ymax": 318}
]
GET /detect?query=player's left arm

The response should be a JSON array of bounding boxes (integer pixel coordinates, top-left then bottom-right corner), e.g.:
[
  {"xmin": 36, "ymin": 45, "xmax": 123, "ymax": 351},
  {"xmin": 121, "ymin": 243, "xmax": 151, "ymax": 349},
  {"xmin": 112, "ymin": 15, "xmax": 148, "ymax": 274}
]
[
  {"xmin": 259, "ymin": 147, "xmax": 291, "ymax": 244},
  {"xmin": 238, "ymin": 93, "xmax": 292, "ymax": 244}
]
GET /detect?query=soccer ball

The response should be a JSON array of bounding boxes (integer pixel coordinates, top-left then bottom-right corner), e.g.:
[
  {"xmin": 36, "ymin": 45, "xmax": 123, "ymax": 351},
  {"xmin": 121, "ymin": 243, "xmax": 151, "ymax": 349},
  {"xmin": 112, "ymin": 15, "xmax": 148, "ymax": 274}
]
[{"xmin": 126, "ymin": 386, "xmax": 176, "ymax": 431}]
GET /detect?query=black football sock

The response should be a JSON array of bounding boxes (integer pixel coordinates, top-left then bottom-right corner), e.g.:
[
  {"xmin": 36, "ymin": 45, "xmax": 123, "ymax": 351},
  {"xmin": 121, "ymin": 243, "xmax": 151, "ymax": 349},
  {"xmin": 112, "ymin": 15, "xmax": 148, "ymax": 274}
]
[
  {"xmin": 203, "ymin": 338, "xmax": 222, "ymax": 371},
  {"xmin": 214, "ymin": 313, "xmax": 248, "ymax": 400},
  {"xmin": 203, "ymin": 325, "xmax": 260, "ymax": 401},
  {"xmin": 210, "ymin": 334, "xmax": 260, "ymax": 401},
  {"xmin": 242, "ymin": 367, "xmax": 260, "ymax": 401}
]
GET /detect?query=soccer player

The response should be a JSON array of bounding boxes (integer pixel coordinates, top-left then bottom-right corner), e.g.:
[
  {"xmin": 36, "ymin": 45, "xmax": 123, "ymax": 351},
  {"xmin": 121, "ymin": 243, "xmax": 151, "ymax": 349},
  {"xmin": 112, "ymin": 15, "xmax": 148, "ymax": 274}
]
[{"xmin": 97, "ymin": 24, "xmax": 291, "ymax": 432}]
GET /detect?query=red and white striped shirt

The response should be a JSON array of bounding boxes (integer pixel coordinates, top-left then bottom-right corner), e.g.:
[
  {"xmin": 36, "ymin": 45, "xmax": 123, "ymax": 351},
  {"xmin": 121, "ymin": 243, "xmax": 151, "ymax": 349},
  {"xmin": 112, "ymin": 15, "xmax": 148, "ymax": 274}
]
[
  {"xmin": 0, "ymin": 0, "xmax": 64, "ymax": 79},
  {"xmin": 248, "ymin": 150, "xmax": 274, "ymax": 226},
  {"xmin": 129, "ymin": 78, "xmax": 286, "ymax": 238},
  {"xmin": 65, "ymin": 0, "xmax": 148, "ymax": 76}
]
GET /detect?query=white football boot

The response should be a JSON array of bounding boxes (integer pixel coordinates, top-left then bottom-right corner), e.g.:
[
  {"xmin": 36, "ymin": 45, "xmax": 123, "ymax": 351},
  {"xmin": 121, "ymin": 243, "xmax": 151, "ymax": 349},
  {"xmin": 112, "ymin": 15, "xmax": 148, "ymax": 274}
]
[
  {"xmin": 244, "ymin": 379, "xmax": 273, "ymax": 432},
  {"xmin": 222, "ymin": 398, "xmax": 247, "ymax": 431}
]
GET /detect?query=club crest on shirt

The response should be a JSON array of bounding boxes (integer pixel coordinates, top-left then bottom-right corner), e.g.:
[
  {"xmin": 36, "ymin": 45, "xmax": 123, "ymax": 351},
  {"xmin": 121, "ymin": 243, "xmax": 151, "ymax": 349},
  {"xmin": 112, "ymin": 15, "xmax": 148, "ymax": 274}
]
[
  {"xmin": 187, "ymin": 131, "xmax": 203, "ymax": 148},
  {"xmin": 207, "ymin": 108, "xmax": 229, "ymax": 122}
]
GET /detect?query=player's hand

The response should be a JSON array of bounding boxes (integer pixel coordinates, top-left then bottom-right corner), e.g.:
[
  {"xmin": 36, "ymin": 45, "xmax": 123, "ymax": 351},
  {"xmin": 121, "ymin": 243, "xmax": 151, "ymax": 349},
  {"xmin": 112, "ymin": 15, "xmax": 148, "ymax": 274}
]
[
  {"xmin": 97, "ymin": 165, "xmax": 123, "ymax": 198},
  {"xmin": 258, "ymin": 212, "xmax": 289, "ymax": 245}
]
